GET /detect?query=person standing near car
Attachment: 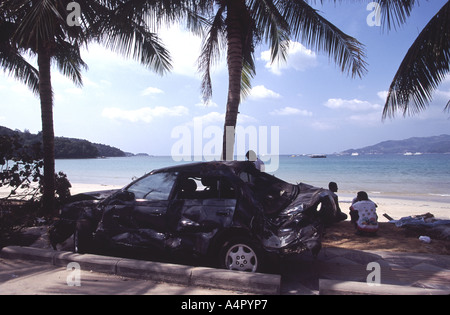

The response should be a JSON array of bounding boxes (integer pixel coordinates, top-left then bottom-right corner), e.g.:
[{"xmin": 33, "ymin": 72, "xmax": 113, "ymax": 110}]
[
  {"xmin": 246, "ymin": 150, "xmax": 265, "ymax": 172},
  {"xmin": 349, "ymin": 191, "xmax": 379, "ymax": 235}
]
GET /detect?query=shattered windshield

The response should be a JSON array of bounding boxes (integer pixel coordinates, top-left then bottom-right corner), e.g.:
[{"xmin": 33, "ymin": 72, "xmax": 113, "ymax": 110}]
[
  {"xmin": 127, "ymin": 172, "xmax": 178, "ymax": 200},
  {"xmin": 241, "ymin": 170, "xmax": 297, "ymax": 215}
]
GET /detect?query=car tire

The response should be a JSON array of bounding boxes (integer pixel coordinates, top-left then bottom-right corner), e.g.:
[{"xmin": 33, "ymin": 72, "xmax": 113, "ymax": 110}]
[
  {"xmin": 73, "ymin": 220, "xmax": 93, "ymax": 254},
  {"xmin": 218, "ymin": 237, "xmax": 262, "ymax": 273}
]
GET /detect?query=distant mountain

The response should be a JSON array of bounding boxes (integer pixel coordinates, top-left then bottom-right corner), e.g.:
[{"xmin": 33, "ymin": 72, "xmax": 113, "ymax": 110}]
[
  {"xmin": 342, "ymin": 134, "xmax": 450, "ymax": 155},
  {"xmin": 0, "ymin": 126, "xmax": 126, "ymax": 159}
]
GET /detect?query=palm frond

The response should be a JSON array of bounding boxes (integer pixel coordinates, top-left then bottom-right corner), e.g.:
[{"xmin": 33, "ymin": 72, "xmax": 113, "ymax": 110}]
[
  {"xmin": 249, "ymin": 0, "xmax": 290, "ymax": 64},
  {"xmin": 0, "ymin": 20, "xmax": 39, "ymax": 94},
  {"xmin": 100, "ymin": 23, "xmax": 172, "ymax": 75},
  {"xmin": 374, "ymin": 0, "xmax": 417, "ymax": 31},
  {"xmin": 305, "ymin": 0, "xmax": 416, "ymax": 31},
  {"xmin": 198, "ymin": 5, "xmax": 227, "ymax": 101},
  {"xmin": 10, "ymin": 0, "xmax": 66, "ymax": 51},
  {"xmin": 95, "ymin": 3, "xmax": 173, "ymax": 75},
  {"xmin": 241, "ymin": 58, "xmax": 255, "ymax": 100},
  {"xmin": 0, "ymin": 48, "xmax": 39, "ymax": 95},
  {"xmin": 53, "ymin": 40, "xmax": 88, "ymax": 87},
  {"xmin": 383, "ymin": 0, "xmax": 450, "ymax": 118},
  {"xmin": 279, "ymin": 0, "xmax": 368, "ymax": 78}
]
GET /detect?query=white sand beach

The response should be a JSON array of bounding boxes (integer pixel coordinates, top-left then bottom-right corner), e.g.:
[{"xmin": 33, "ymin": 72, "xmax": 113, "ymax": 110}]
[{"xmin": 338, "ymin": 194, "xmax": 450, "ymax": 222}]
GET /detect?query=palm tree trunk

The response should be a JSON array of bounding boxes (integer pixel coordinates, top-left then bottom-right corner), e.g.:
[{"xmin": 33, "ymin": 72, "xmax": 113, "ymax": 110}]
[
  {"xmin": 222, "ymin": 0, "xmax": 245, "ymax": 161},
  {"xmin": 38, "ymin": 45, "xmax": 56, "ymax": 216}
]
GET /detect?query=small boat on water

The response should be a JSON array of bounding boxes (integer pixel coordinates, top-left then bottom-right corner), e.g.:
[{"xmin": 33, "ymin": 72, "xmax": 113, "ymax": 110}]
[
  {"xmin": 404, "ymin": 152, "xmax": 423, "ymax": 156},
  {"xmin": 310, "ymin": 154, "xmax": 327, "ymax": 158}
]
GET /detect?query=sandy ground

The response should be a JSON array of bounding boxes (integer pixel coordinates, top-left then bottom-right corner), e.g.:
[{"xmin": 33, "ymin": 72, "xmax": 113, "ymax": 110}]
[{"xmin": 323, "ymin": 221, "xmax": 450, "ymax": 255}]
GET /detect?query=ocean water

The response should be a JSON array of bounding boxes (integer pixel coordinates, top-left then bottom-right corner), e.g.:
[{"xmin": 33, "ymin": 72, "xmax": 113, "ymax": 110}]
[{"xmin": 55, "ymin": 154, "xmax": 450, "ymax": 201}]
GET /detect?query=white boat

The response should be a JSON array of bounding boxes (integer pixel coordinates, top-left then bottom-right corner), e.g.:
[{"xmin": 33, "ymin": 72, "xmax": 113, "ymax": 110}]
[{"xmin": 351, "ymin": 152, "xmax": 359, "ymax": 156}]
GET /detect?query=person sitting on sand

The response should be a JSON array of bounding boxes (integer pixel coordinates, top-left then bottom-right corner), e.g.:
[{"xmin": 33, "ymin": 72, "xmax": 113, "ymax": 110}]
[
  {"xmin": 328, "ymin": 182, "xmax": 347, "ymax": 223},
  {"xmin": 349, "ymin": 191, "xmax": 379, "ymax": 235}
]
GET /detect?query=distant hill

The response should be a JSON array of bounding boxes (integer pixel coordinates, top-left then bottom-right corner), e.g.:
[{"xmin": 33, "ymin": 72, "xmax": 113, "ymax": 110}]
[
  {"xmin": 0, "ymin": 126, "xmax": 126, "ymax": 159},
  {"xmin": 343, "ymin": 134, "xmax": 450, "ymax": 155}
]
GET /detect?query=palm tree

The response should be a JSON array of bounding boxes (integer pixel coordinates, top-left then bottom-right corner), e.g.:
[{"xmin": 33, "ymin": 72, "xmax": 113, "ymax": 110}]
[
  {"xmin": 0, "ymin": 0, "xmax": 174, "ymax": 215},
  {"xmin": 0, "ymin": 17, "xmax": 39, "ymax": 95},
  {"xmin": 380, "ymin": 0, "xmax": 450, "ymax": 118},
  {"xmin": 197, "ymin": 0, "xmax": 368, "ymax": 160}
]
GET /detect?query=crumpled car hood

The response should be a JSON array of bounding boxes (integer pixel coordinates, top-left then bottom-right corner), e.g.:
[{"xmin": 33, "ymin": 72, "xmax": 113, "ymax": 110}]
[{"xmin": 259, "ymin": 183, "xmax": 337, "ymax": 256}]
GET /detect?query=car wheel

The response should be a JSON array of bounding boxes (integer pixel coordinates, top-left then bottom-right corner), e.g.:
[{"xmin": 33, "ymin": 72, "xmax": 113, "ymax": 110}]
[{"xmin": 219, "ymin": 238, "xmax": 261, "ymax": 273}]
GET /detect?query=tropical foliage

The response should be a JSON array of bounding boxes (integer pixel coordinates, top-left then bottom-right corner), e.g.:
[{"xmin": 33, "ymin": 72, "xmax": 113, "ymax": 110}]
[
  {"xmin": 379, "ymin": 0, "xmax": 450, "ymax": 118},
  {"xmin": 196, "ymin": 0, "xmax": 368, "ymax": 159},
  {"xmin": 0, "ymin": 0, "xmax": 178, "ymax": 214}
]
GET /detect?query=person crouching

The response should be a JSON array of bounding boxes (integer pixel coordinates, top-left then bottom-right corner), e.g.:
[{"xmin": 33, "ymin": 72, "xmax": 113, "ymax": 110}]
[{"xmin": 349, "ymin": 191, "xmax": 379, "ymax": 236}]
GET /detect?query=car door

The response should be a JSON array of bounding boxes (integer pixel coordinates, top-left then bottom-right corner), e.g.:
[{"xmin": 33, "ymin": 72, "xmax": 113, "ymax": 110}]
[
  {"xmin": 127, "ymin": 172, "xmax": 177, "ymax": 232},
  {"xmin": 175, "ymin": 176, "xmax": 237, "ymax": 234},
  {"xmin": 98, "ymin": 172, "xmax": 178, "ymax": 248}
]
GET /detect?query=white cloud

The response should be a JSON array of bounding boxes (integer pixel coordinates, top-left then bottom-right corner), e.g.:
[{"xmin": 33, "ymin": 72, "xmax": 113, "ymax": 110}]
[
  {"xmin": 310, "ymin": 121, "xmax": 337, "ymax": 131},
  {"xmin": 261, "ymin": 41, "xmax": 317, "ymax": 75},
  {"xmin": 65, "ymin": 87, "xmax": 83, "ymax": 95},
  {"xmin": 270, "ymin": 107, "xmax": 312, "ymax": 116},
  {"xmin": 187, "ymin": 111, "xmax": 257, "ymax": 127},
  {"xmin": 158, "ymin": 24, "xmax": 225, "ymax": 78},
  {"xmin": 192, "ymin": 112, "xmax": 224, "ymax": 126},
  {"xmin": 324, "ymin": 98, "xmax": 381, "ymax": 111},
  {"xmin": 141, "ymin": 87, "xmax": 164, "ymax": 96},
  {"xmin": 102, "ymin": 106, "xmax": 189, "ymax": 123},
  {"xmin": 435, "ymin": 88, "xmax": 450, "ymax": 99},
  {"xmin": 195, "ymin": 99, "xmax": 219, "ymax": 108},
  {"xmin": 348, "ymin": 112, "xmax": 383, "ymax": 125},
  {"xmin": 249, "ymin": 85, "xmax": 281, "ymax": 100},
  {"xmin": 81, "ymin": 44, "xmax": 139, "ymax": 70},
  {"xmin": 377, "ymin": 91, "xmax": 389, "ymax": 101}
]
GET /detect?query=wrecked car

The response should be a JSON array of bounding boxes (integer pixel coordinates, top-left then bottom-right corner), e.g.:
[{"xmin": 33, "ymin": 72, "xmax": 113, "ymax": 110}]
[{"xmin": 49, "ymin": 161, "xmax": 343, "ymax": 272}]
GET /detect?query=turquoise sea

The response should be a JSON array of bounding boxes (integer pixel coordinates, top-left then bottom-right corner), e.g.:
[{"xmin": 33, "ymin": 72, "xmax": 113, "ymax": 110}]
[{"xmin": 55, "ymin": 154, "xmax": 450, "ymax": 202}]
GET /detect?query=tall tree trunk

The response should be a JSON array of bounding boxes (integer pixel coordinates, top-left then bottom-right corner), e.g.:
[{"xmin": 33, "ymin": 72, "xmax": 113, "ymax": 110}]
[
  {"xmin": 222, "ymin": 0, "xmax": 245, "ymax": 161},
  {"xmin": 38, "ymin": 45, "xmax": 56, "ymax": 216}
]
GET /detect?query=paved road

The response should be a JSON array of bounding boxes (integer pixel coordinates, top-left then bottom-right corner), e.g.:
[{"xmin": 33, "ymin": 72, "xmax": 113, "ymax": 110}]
[{"xmin": 0, "ymin": 258, "xmax": 245, "ymax": 295}]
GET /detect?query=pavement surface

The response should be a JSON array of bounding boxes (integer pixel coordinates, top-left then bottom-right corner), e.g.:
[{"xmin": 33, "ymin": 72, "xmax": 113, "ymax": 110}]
[
  {"xmin": 1, "ymin": 226, "xmax": 450, "ymax": 295},
  {"xmin": 0, "ymin": 257, "xmax": 248, "ymax": 295},
  {"xmin": 281, "ymin": 247, "xmax": 450, "ymax": 294}
]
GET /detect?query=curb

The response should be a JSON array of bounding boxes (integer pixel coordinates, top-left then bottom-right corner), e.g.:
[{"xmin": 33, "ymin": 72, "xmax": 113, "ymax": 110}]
[
  {"xmin": 0, "ymin": 246, "xmax": 280, "ymax": 295},
  {"xmin": 319, "ymin": 279, "xmax": 450, "ymax": 295}
]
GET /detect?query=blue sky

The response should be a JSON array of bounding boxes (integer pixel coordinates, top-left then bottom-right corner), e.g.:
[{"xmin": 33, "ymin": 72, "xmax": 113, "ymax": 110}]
[{"xmin": 1, "ymin": 0, "xmax": 449, "ymax": 156}]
